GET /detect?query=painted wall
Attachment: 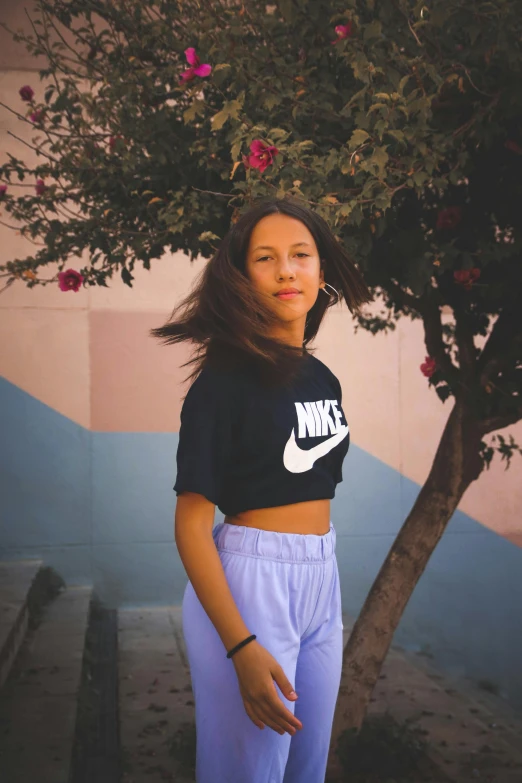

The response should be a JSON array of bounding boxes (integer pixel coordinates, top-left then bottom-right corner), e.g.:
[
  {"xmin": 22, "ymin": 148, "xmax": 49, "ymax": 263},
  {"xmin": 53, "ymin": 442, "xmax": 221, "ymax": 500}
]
[{"xmin": 1, "ymin": 4, "xmax": 521, "ymax": 709}]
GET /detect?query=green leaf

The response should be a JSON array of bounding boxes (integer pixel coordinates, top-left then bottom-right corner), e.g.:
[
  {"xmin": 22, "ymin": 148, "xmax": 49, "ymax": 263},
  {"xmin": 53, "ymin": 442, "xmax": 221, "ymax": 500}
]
[
  {"xmin": 210, "ymin": 99, "xmax": 242, "ymax": 131},
  {"xmin": 369, "ymin": 146, "xmax": 389, "ymax": 176},
  {"xmin": 121, "ymin": 266, "xmax": 134, "ymax": 287},
  {"xmin": 230, "ymin": 138, "xmax": 243, "ymax": 161},
  {"xmin": 348, "ymin": 129, "xmax": 370, "ymax": 150},
  {"xmin": 363, "ymin": 20, "xmax": 382, "ymax": 41},
  {"xmin": 278, "ymin": 0, "xmax": 295, "ymax": 22},
  {"xmin": 268, "ymin": 128, "xmax": 291, "ymax": 141},
  {"xmin": 368, "ymin": 103, "xmax": 387, "ymax": 114},
  {"xmin": 374, "ymin": 191, "xmax": 392, "ymax": 210},
  {"xmin": 352, "ymin": 52, "xmax": 371, "ymax": 84},
  {"xmin": 183, "ymin": 100, "xmax": 205, "ymax": 124},
  {"xmin": 387, "ymin": 129, "xmax": 406, "ymax": 144},
  {"xmin": 263, "ymin": 94, "xmax": 281, "ymax": 111},
  {"xmin": 199, "ymin": 231, "xmax": 221, "ymax": 242},
  {"xmin": 398, "ymin": 75, "xmax": 411, "ymax": 96}
]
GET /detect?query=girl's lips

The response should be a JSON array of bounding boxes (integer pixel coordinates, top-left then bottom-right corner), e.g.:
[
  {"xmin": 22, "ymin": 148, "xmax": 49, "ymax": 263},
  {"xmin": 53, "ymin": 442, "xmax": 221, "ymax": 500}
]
[{"xmin": 275, "ymin": 292, "xmax": 300, "ymax": 300}]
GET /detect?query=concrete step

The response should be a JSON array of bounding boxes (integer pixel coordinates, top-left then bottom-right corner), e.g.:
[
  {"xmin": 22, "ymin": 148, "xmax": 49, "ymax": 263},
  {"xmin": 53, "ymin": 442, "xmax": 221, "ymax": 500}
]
[
  {"xmin": 118, "ymin": 605, "xmax": 195, "ymax": 783},
  {"xmin": 0, "ymin": 584, "xmax": 93, "ymax": 783},
  {"xmin": 0, "ymin": 559, "xmax": 43, "ymax": 688}
]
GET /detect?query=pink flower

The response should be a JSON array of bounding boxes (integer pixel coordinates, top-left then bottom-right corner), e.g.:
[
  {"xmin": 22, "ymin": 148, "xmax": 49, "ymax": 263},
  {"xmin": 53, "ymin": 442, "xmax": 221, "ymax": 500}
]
[
  {"xmin": 420, "ymin": 356, "xmax": 437, "ymax": 378},
  {"xmin": 58, "ymin": 268, "xmax": 84, "ymax": 292},
  {"xmin": 179, "ymin": 47, "xmax": 212, "ymax": 83},
  {"xmin": 436, "ymin": 206, "xmax": 462, "ymax": 230},
  {"xmin": 243, "ymin": 140, "xmax": 279, "ymax": 173},
  {"xmin": 454, "ymin": 268, "xmax": 481, "ymax": 291},
  {"xmin": 331, "ymin": 22, "xmax": 353, "ymax": 44},
  {"xmin": 35, "ymin": 179, "xmax": 47, "ymax": 196},
  {"xmin": 0, "ymin": 184, "xmax": 7, "ymax": 197},
  {"xmin": 29, "ymin": 109, "xmax": 45, "ymax": 124},
  {"xmin": 19, "ymin": 85, "xmax": 34, "ymax": 102}
]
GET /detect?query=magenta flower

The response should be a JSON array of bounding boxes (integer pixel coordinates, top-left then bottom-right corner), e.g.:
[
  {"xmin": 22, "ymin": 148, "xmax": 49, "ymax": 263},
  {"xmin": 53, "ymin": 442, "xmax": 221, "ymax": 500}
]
[
  {"xmin": 58, "ymin": 268, "xmax": 84, "ymax": 292},
  {"xmin": 35, "ymin": 179, "xmax": 47, "ymax": 196},
  {"xmin": 420, "ymin": 356, "xmax": 437, "ymax": 378},
  {"xmin": 243, "ymin": 140, "xmax": 279, "ymax": 173},
  {"xmin": 0, "ymin": 184, "xmax": 7, "ymax": 197},
  {"xmin": 179, "ymin": 47, "xmax": 212, "ymax": 83},
  {"xmin": 19, "ymin": 85, "xmax": 34, "ymax": 102},
  {"xmin": 29, "ymin": 109, "xmax": 45, "ymax": 124},
  {"xmin": 332, "ymin": 22, "xmax": 353, "ymax": 44},
  {"xmin": 436, "ymin": 206, "xmax": 462, "ymax": 230}
]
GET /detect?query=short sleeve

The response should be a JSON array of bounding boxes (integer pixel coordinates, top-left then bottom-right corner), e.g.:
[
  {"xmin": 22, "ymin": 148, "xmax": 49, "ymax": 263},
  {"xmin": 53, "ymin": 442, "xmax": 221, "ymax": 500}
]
[{"xmin": 173, "ymin": 367, "xmax": 236, "ymax": 506}]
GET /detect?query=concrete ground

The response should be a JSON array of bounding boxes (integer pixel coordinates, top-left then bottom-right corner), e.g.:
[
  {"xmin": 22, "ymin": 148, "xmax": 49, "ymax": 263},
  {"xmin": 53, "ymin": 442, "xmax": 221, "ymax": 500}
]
[{"xmin": 118, "ymin": 607, "xmax": 522, "ymax": 783}]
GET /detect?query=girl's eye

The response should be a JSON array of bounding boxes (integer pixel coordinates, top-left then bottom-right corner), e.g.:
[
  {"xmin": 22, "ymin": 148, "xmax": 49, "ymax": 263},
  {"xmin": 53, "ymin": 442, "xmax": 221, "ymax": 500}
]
[{"xmin": 256, "ymin": 253, "xmax": 309, "ymax": 261}]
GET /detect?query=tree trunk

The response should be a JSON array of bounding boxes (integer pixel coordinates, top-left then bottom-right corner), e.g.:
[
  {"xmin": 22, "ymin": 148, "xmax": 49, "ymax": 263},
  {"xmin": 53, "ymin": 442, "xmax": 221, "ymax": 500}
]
[{"xmin": 326, "ymin": 398, "xmax": 484, "ymax": 780}]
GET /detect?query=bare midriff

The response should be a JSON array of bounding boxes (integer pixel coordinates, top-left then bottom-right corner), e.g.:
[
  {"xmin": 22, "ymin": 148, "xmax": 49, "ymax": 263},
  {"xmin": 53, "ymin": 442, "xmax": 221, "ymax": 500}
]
[{"xmin": 224, "ymin": 498, "xmax": 331, "ymax": 536}]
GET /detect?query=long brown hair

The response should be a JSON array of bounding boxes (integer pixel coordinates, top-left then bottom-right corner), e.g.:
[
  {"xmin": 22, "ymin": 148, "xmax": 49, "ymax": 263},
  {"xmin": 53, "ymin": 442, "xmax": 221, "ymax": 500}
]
[{"xmin": 150, "ymin": 196, "xmax": 373, "ymax": 389}]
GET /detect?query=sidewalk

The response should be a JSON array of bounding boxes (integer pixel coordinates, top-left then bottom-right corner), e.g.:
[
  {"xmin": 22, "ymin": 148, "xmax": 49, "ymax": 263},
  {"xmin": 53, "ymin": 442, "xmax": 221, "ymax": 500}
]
[
  {"xmin": 118, "ymin": 606, "xmax": 522, "ymax": 783},
  {"xmin": 341, "ymin": 616, "xmax": 522, "ymax": 782}
]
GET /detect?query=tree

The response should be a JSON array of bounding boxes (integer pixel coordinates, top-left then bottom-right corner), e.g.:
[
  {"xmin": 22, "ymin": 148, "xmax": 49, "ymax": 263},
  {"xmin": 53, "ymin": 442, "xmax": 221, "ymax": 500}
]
[{"xmin": 1, "ymin": 0, "xmax": 521, "ymax": 777}]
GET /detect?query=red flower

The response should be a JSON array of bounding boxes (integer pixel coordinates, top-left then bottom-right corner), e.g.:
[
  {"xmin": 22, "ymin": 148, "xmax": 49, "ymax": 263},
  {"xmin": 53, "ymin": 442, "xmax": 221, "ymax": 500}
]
[
  {"xmin": 331, "ymin": 22, "xmax": 353, "ymax": 44},
  {"xmin": 179, "ymin": 47, "xmax": 212, "ymax": 83},
  {"xmin": 420, "ymin": 356, "xmax": 437, "ymax": 378},
  {"xmin": 58, "ymin": 268, "xmax": 84, "ymax": 292},
  {"xmin": 35, "ymin": 179, "xmax": 46, "ymax": 196},
  {"xmin": 436, "ymin": 206, "xmax": 462, "ymax": 230},
  {"xmin": 243, "ymin": 140, "xmax": 279, "ymax": 173},
  {"xmin": 454, "ymin": 268, "xmax": 481, "ymax": 291},
  {"xmin": 19, "ymin": 85, "xmax": 34, "ymax": 102},
  {"xmin": 29, "ymin": 109, "xmax": 45, "ymax": 124},
  {"xmin": 0, "ymin": 184, "xmax": 7, "ymax": 197}
]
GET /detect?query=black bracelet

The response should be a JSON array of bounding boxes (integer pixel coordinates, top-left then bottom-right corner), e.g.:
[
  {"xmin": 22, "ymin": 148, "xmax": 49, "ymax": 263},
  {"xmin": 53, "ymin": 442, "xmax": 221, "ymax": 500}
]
[{"xmin": 226, "ymin": 634, "xmax": 257, "ymax": 659}]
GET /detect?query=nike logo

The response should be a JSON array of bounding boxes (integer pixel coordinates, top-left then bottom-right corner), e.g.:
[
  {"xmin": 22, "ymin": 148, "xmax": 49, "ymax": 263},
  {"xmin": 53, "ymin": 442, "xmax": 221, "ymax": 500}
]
[{"xmin": 283, "ymin": 397, "xmax": 349, "ymax": 473}]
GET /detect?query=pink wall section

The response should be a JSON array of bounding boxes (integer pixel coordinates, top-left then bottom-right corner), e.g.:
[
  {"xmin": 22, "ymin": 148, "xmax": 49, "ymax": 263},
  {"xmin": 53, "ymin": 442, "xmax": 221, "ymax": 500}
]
[{"xmin": 90, "ymin": 310, "xmax": 189, "ymax": 433}]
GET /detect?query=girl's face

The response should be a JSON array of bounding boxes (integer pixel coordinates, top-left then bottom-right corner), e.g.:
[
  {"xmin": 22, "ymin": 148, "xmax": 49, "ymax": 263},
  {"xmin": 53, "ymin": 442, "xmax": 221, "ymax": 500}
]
[{"xmin": 245, "ymin": 213, "xmax": 325, "ymax": 342}]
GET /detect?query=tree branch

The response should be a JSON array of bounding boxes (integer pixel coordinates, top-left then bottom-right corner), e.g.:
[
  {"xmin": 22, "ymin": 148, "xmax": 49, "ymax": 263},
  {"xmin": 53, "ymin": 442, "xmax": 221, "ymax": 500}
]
[{"xmin": 478, "ymin": 403, "xmax": 522, "ymax": 437}]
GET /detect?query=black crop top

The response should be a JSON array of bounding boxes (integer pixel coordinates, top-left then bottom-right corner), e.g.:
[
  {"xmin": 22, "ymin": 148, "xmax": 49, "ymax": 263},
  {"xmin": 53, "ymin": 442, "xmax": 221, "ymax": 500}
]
[{"xmin": 173, "ymin": 353, "xmax": 350, "ymax": 516}]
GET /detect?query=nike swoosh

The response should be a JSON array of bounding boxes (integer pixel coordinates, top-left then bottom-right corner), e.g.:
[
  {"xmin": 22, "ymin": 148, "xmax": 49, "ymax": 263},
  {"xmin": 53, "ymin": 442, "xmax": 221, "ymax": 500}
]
[{"xmin": 283, "ymin": 425, "xmax": 349, "ymax": 473}]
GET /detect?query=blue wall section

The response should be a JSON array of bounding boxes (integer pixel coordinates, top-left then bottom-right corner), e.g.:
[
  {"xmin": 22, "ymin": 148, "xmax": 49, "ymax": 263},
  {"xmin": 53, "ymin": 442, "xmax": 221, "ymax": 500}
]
[{"xmin": 1, "ymin": 376, "xmax": 521, "ymax": 708}]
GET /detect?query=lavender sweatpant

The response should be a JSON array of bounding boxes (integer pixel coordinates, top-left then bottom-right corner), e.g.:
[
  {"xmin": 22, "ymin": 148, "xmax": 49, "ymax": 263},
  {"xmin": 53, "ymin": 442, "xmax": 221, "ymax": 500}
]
[{"xmin": 182, "ymin": 520, "xmax": 344, "ymax": 783}]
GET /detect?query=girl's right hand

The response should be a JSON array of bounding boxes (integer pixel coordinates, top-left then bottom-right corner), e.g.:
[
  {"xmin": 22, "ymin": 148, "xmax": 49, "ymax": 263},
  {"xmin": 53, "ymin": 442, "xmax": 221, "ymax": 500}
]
[{"xmin": 231, "ymin": 640, "xmax": 303, "ymax": 735}]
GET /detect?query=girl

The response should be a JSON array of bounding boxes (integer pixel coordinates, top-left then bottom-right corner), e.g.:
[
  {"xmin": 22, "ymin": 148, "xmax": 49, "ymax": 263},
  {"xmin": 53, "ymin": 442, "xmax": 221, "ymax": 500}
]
[{"xmin": 151, "ymin": 196, "xmax": 372, "ymax": 782}]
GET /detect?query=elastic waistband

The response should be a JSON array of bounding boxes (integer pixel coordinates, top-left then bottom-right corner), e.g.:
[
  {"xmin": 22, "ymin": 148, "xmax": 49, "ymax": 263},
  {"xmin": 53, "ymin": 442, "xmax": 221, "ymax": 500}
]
[{"xmin": 212, "ymin": 521, "xmax": 336, "ymax": 563}]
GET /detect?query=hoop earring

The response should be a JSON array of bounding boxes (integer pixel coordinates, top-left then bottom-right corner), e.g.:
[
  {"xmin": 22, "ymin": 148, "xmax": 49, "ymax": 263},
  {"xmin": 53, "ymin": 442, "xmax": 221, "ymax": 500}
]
[{"xmin": 320, "ymin": 282, "xmax": 339, "ymax": 298}]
